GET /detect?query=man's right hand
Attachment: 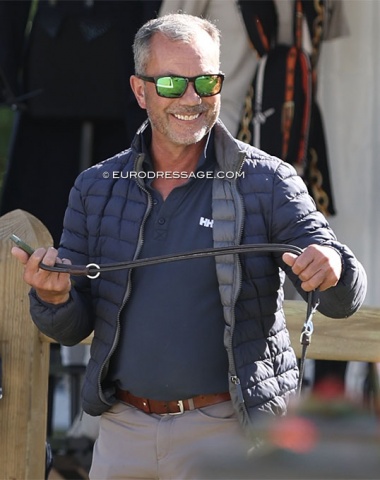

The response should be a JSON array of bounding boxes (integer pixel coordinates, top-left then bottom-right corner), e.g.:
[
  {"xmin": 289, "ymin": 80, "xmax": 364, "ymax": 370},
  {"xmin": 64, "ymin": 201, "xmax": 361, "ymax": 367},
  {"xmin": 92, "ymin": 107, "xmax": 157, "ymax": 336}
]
[{"xmin": 11, "ymin": 246, "xmax": 72, "ymax": 304}]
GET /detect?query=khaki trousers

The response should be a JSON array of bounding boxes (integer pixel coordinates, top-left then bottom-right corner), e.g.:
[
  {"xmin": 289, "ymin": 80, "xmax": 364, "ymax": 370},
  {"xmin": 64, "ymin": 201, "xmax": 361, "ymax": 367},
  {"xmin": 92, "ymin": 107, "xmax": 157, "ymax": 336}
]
[{"xmin": 89, "ymin": 400, "xmax": 249, "ymax": 479}]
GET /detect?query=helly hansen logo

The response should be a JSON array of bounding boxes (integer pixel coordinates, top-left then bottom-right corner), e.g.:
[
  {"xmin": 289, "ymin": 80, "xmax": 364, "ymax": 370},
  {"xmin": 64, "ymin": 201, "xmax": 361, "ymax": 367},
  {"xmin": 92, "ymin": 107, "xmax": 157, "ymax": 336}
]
[{"xmin": 199, "ymin": 217, "xmax": 214, "ymax": 228}]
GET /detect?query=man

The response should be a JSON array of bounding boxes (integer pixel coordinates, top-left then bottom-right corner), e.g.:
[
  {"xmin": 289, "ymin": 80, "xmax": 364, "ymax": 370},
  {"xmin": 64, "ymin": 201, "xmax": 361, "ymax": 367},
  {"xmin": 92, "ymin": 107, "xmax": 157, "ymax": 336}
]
[{"xmin": 12, "ymin": 13, "xmax": 366, "ymax": 480}]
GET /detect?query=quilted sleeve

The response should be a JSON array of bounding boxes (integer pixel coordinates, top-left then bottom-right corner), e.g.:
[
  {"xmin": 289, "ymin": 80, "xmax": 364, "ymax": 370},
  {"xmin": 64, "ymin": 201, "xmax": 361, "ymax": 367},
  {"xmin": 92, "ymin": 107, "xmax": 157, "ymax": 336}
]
[
  {"xmin": 28, "ymin": 172, "xmax": 94, "ymax": 345},
  {"xmin": 270, "ymin": 161, "xmax": 367, "ymax": 318}
]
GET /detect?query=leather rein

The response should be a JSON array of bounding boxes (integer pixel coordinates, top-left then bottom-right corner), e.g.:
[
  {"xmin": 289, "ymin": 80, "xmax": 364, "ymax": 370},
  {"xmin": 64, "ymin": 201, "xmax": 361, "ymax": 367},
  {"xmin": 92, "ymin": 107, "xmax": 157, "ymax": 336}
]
[{"xmin": 39, "ymin": 242, "xmax": 319, "ymax": 393}]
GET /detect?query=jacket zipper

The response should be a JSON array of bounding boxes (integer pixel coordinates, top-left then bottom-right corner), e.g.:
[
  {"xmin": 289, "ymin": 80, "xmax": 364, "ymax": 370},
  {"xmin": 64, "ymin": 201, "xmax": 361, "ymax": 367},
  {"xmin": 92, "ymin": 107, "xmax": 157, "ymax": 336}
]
[
  {"xmin": 228, "ymin": 152, "xmax": 248, "ymax": 412},
  {"xmin": 97, "ymin": 154, "xmax": 152, "ymax": 404}
]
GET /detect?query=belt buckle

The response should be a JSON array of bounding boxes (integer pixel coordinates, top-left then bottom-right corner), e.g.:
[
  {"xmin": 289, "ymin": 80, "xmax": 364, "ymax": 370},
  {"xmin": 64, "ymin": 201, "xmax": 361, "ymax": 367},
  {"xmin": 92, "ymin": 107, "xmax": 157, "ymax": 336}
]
[{"xmin": 168, "ymin": 400, "xmax": 185, "ymax": 415}]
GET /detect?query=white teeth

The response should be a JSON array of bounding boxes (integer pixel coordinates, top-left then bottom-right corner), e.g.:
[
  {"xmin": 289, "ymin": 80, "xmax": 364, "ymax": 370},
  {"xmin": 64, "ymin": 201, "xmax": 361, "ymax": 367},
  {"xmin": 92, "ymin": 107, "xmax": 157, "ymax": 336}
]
[{"xmin": 174, "ymin": 114, "xmax": 200, "ymax": 121}]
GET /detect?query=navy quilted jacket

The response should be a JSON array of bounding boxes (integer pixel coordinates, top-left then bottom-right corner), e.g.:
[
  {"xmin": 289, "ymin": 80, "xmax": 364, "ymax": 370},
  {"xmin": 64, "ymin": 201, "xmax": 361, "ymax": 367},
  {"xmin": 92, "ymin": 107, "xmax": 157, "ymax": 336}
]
[{"xmin": 29, "ymin": 120, "xmax": 367, "ymax": 430}]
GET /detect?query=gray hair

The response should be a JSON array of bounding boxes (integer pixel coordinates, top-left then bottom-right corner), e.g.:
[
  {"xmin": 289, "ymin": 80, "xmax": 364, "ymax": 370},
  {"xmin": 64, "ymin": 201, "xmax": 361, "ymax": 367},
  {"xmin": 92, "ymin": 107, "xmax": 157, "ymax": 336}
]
[{"xmin": 133, "ymin": 13, "xmax": 221, "ymax": 75}]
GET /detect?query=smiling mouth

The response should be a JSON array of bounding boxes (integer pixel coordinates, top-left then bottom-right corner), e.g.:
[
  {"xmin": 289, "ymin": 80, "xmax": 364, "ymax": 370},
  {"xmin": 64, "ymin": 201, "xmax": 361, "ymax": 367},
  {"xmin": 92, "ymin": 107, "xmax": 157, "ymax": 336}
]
[{"xmin": 173, "ymin": 113, "xmax": 200, "ymax": 121}]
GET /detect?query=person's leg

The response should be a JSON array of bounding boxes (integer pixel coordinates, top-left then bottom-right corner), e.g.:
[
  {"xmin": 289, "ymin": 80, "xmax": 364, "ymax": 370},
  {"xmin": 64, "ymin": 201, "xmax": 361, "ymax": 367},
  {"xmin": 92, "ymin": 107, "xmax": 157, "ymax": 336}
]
[
  {"xmin": 89, "ymin": 402, "xmax": 159, "ymax": 480},
  {"xmin": 90, "ymin": 400, "xmax": 249, "ymax": 480},
  {"xmin": 159, "ymin": 401, "xmax": 249, "ymax": 480}
]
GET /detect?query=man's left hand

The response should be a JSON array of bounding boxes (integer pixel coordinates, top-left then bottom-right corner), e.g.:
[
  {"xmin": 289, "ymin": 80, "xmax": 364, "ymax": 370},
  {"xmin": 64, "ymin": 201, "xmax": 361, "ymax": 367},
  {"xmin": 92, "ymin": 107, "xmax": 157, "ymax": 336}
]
[{"xmin": 282, "ymin": 244, "xmax": 342, "ymax": 292}]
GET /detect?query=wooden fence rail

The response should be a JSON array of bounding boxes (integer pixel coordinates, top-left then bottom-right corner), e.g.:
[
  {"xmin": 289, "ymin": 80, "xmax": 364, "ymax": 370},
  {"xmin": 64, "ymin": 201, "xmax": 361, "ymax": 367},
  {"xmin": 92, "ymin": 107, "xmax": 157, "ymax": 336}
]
[{"xmin": 1, "ymin": 210, "xmax": 379, "ymax": 479}]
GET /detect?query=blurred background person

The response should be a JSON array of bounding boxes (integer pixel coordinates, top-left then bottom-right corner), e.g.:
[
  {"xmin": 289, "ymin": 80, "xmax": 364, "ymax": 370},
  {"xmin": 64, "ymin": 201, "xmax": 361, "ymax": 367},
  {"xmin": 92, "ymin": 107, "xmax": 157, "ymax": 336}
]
[{"xmin": 0, "ymin": 0, "xmax": 161, "ymax": 247}]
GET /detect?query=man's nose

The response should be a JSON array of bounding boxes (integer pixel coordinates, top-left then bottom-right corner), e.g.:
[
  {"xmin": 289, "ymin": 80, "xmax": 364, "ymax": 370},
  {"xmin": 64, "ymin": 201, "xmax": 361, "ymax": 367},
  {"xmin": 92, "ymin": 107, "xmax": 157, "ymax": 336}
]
[{"xmin": 179, "ymin": 81, "xmax": 202, "ymax": 104}]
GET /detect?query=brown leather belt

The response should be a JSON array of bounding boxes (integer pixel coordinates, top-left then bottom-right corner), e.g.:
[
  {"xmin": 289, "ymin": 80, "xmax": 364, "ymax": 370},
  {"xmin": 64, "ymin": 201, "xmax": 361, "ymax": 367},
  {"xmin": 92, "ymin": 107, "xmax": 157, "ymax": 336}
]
[{"xmin": 115, "ymin": 388, "xmax": 231, "ymax": 415}]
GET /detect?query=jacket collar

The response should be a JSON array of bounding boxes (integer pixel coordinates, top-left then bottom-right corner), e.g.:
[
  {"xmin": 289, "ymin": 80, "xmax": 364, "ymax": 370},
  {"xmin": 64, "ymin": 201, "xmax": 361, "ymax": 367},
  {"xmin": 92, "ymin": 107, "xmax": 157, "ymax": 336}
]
[{"xmin": 131, "ymin": 118, "xmax": 247, "ymax": 177}]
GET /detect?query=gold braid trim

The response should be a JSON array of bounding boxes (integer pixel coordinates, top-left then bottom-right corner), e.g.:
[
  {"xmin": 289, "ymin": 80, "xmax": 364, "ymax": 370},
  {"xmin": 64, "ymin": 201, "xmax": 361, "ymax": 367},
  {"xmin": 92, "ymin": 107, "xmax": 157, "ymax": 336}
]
[
  {"xmin": 237, "ymin": 85, "xmax": 254, "ymax": 144},
  {"xmin": 308, "ymin": 147, "xmax": 330, "ymax": 217}
]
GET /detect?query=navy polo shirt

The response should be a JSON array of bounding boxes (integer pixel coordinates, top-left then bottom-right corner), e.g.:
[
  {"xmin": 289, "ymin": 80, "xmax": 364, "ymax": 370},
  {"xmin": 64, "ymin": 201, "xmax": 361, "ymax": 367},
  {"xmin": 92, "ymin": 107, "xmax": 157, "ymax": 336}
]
[{"xmin": 110, "ymin": 133, "xmax": 229, "ymax": 400}]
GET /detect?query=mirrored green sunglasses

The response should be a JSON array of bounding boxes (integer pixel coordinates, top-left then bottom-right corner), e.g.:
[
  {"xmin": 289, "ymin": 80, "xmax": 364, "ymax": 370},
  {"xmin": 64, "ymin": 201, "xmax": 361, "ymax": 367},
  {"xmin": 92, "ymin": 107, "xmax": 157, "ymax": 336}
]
[{"xmin": 137, "ymin": 73, "xmax": 225, "ymax": 98}]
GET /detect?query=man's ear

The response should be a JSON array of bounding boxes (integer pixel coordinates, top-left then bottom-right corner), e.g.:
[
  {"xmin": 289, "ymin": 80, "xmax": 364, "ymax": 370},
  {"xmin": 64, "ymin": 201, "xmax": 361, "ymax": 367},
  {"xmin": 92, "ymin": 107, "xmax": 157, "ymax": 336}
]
[{"xmin": 130, "ymin": 75, "xmax": 146, "ymax": 109}]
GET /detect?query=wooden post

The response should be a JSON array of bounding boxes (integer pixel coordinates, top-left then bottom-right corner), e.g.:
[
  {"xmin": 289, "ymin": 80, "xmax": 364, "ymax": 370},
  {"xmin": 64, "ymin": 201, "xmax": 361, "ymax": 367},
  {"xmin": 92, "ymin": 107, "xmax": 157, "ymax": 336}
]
[{"xmin": 0, "ymin": 210, "xmax": 53, "ymax": 480}]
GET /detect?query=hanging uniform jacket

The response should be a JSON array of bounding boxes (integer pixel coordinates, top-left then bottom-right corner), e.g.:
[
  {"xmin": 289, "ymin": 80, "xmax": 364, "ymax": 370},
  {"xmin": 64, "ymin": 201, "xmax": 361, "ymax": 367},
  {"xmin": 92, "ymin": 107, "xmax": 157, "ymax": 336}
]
[{"xmin": 237, "ymin": 0, "xmax": 349, "ymax": 216}]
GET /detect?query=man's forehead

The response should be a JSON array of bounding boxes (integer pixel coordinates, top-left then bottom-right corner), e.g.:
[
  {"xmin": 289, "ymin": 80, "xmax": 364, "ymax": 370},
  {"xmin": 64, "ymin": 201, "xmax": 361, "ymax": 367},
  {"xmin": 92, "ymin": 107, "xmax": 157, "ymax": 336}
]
[{"xmin": 149, "ymin": 32, "xmax": 220, "ymax": 68}]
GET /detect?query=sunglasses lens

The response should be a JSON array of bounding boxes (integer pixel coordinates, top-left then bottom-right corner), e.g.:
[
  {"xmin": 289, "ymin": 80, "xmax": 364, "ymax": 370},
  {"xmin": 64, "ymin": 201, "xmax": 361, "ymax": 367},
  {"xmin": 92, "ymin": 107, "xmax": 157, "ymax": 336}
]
[
  {"xmin": 195, "ymin": 75, "xmax": 223, "ymax": 96},
  {"xmin": 156, "ymin": 77, "xmax": 188, "ymax": 97},
  {"xmin": 154, "ymin": 75, "xmax": 223, "ymax": 98}
]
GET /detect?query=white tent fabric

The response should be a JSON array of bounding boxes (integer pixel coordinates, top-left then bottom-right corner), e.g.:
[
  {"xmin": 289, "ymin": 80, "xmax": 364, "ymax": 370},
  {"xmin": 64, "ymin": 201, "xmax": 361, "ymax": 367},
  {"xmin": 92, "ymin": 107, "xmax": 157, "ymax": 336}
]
[{"xmin": 318, "ymin": 0, "xmax": 380, "ymax": 307}]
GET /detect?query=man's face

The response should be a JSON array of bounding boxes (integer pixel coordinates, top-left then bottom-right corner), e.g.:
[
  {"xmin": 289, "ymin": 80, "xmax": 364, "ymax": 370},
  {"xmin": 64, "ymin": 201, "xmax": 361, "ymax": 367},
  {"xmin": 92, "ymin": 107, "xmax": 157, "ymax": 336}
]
[{"xmin": 131, "ymin": 32, "xmax": 221, "ymax": 148}]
